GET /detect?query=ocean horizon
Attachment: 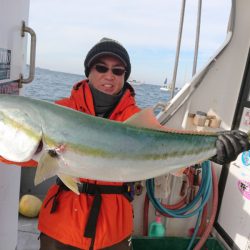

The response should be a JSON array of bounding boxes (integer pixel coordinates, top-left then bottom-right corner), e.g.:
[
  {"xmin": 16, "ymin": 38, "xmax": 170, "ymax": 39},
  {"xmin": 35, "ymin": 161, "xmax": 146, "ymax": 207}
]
[{"xmin": 21, "ymin": 67, "xmax": 171, "ymax": 109}]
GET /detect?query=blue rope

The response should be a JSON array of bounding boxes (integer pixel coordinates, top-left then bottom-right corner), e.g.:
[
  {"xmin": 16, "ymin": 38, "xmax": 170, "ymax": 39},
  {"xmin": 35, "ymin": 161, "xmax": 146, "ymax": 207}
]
[
  {"xmin": 146, "ymin": 161, "xmax": 212, "ymax": 250},
  {"xmin": 187, "ymin": 208, "xmax": 203, "ymax": 250},
  {"xmin": 146, "ymin": 161, "xmax": 211, "ymax": 217}
]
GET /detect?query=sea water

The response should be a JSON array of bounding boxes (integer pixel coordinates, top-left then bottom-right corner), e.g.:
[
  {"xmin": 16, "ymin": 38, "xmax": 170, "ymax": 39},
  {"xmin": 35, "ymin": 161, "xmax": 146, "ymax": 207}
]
[{"xmin": 21, "ymin": 67, "xmax": 171, "ymax": 108}]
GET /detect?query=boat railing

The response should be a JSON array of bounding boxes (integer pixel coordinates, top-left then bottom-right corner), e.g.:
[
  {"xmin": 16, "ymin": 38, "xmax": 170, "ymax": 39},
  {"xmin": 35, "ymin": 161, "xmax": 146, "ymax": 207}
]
[
  {"xmin": 19, "ymin": 21, "xmax": 37, "ymax": 87},
  {"xmin": 160, "ymin": 0, "xmax": 202, "ymax": 99},
  {"xmin": 156, "ymin": 0, "xmax": 234, "ymax": 125}
]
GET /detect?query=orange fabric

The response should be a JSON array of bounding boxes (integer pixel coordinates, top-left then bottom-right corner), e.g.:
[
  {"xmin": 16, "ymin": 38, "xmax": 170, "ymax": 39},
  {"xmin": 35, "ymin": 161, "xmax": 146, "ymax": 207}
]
[
  {"xmin": 38, "ymin": 80, "xmax": 140, "ymax": 249},
  {"xmin": 0, "ymin": 155, "xmax": 37, "ymax": 167}
]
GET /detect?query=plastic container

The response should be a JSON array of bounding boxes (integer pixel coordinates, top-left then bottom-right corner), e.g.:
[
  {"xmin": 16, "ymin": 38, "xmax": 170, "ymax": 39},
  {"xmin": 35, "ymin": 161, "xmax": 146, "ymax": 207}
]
[
  {"xmin": 209, "ymin": 117, "xmax": 221, "ymax": 128},
  {"xmin": 193, "ymin": 111, "xmax": 207, "ymax": 126},
  {"xmin": 148, "ymin": 216, "xmax": 165, "ymax": 237}
]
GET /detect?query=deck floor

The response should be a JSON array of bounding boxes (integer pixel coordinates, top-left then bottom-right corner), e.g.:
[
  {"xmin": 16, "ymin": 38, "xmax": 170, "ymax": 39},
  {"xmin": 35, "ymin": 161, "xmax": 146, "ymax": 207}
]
[{"xmin": 17, "ymin": 216, "xmax": 40, "ymax": 250}]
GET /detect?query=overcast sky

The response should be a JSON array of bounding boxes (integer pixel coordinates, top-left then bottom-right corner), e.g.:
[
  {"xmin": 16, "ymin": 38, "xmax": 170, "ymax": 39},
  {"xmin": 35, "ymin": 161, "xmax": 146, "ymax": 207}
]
[{"xmin": 28, "ymin": 0, "xmax": 231, "ymax": 85}]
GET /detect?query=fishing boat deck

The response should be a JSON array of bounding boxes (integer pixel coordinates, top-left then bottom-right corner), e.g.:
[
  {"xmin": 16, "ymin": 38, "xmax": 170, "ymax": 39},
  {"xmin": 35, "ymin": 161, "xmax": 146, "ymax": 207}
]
[
  {"xmin": 17, "ymin": 168, "xmax": 51, "ymax": 250},
  {"xmin": 17, "ymin": 168, "xmax": 58, "ymax": 249},
  {"xmin": 17, "ymin": 216, "xmax": 39, "ymax": 250}
]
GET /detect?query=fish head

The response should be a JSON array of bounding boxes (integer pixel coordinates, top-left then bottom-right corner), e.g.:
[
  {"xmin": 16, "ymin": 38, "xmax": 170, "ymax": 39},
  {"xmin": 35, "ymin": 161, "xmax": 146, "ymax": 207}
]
[{"xmin": 0, "ymin": 107, "xmax": 43, "ymax": 162}]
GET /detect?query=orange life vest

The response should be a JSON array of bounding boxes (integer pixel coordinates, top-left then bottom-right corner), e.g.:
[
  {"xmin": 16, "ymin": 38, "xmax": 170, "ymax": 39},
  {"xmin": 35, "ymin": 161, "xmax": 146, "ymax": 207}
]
[
  {"xmin": 0, "ymin": 157, "xmax": 37, "ymax": 167},
  {"xmin": 38, "ymin": 80, "xmax": 140, "ymax": 249}
]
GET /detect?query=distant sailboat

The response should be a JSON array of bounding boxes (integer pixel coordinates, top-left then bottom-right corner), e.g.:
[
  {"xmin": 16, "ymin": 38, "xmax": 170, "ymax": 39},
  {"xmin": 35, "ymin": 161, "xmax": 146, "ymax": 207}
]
[
  {"xmin": 160, "ymin": 77, "xmax": 171, "ymax": 91},
  {"xmin": 160, "ymin": 78, "xmax": 180, "ymax": 92}
]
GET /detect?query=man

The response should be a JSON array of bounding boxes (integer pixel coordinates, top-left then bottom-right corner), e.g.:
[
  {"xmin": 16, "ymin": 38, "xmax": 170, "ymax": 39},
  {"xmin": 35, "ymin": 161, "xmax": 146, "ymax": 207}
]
[
  {"xmin": 0, "ymin": 38, "xmax": 249, "ymax": 250},
  {"xmin": 38, "ymin": 38, "xmax": 140, "ymax": 250}
]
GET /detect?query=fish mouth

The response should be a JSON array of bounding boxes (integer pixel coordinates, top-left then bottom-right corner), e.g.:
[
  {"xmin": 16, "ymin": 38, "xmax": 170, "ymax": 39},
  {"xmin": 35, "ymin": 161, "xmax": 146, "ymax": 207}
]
[{"xmin": 35, "ymin": 140, "xmax": 43, "ymax": 154}]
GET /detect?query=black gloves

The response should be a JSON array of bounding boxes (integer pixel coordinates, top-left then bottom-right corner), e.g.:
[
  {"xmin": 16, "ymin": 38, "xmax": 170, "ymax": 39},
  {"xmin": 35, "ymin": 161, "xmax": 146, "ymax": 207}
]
[{"xmin": 211, "ymin": 130, "xmax": 250, "ymax": 165}]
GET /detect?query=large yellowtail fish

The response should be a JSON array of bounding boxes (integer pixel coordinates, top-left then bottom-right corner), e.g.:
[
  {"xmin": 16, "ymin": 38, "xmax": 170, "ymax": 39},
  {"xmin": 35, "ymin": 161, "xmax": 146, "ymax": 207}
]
[{"xmin": 0, "ymin": 95, "xmax": 218, "ymax": 194}]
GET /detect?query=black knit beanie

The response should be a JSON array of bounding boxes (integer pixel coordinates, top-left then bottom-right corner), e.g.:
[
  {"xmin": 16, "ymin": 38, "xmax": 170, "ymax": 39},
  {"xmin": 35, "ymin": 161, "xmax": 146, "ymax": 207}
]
[{"xmin": 84, "ymin": 38, "xmax": 131, "ymax": 81}]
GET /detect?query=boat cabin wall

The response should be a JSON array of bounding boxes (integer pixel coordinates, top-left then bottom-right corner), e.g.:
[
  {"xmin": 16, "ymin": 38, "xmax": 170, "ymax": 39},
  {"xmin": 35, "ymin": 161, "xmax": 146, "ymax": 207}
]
[
  {"xmin": 0, "ymin": 0, "xmax": 30, "ymax": 86},
  {"xmin": 164, "ymin": 1, "xmax": 250, "ymax": 133},
  {"xmin": 153, "ymin": 1, "xmax": 250, "ymax": 248},
  {"xmin": 0, "ymin": 0, "xmax": 30, "ymax": 249}
]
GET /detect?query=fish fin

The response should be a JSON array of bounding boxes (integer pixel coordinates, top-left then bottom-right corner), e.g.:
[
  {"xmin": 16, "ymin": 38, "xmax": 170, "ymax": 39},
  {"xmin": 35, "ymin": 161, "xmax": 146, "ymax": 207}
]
[
  {"xmin": 57, "ymin": 173, "xmax": 80, "ymax": 195},
  {"xmin": 124, "ymin": 108, "xmax": 210, "ymax": 135},
  {"xmin": 34, "ymin": 151, "xmax": 59, "ymax": 186},
  {"xmin": 124, "ymin": 108, "xmax": 165, "ymax": 131}
]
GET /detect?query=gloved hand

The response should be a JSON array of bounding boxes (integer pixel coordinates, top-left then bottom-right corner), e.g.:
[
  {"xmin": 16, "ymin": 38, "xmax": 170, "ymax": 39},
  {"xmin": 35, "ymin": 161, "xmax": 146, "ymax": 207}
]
[{"xmin": 211, "ymin": 130, "xmax": 250, "ymax": 165}]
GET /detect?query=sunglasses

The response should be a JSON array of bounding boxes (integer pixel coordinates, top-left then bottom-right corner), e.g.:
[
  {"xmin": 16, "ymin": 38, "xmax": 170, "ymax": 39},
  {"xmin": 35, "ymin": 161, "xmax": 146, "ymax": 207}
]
[{"xmin": 94, "ymin": 64, "xmax": 126, "ymax": 76}]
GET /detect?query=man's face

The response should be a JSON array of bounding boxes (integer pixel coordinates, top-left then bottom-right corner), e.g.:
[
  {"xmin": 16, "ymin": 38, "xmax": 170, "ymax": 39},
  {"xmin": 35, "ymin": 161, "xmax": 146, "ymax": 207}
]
[{"xmin": 88, "ymin": 56, "xmax": 126, "ymax": 95}]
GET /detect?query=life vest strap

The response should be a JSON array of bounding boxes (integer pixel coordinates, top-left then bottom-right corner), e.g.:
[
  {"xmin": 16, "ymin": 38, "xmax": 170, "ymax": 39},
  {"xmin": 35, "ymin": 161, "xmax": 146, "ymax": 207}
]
[{"xmin": 46, "ymin": 178, "xmax": 133, "ymax": 249}]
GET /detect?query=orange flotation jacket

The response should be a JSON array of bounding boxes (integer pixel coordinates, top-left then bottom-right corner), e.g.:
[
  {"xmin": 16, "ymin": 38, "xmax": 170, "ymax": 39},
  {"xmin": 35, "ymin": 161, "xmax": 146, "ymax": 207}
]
[{"xmin": 38, "ymin": 80, "xmax": 140, "ymax": 249}]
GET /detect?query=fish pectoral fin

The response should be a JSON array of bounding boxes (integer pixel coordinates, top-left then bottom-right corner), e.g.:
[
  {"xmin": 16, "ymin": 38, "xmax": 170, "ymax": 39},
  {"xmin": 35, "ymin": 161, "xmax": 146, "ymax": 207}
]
[
  {"xmin": 124, "ymin": 108, "xmax": 165, "ymax": 131},
  {"xmin": 34, "ymin": 151, "xmax": 59, "ymax": 186},
  {"xmin": 125, "ymin": 108, "xmax": 215, "ymax": 135},
  {"xmin": 57, "ymin": 173, "xmax": 80, "ymax": 195}
]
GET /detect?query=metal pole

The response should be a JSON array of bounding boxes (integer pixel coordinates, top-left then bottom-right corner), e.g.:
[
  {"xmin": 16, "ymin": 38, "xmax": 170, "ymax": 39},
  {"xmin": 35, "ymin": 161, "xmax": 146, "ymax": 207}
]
[
  {"xmin": 192, "ymin": 0, "xmax": 202, "ymax": 76},
  {"xmin": 170, "ymin": 0, "xmax": 186, "ymax": 99}
]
